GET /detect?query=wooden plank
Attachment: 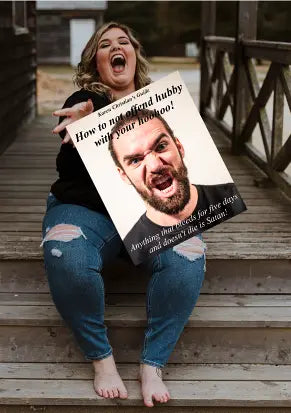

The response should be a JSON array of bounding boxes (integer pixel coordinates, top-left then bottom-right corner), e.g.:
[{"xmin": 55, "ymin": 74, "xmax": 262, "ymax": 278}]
[
  {"xmin": 200, "ymin": 1, "xmax": 216, "ymax": 115},
  {"xmin": 218, "ymin": 55, "xmax": 234, "ymax": 120},
  {"xmin": 0, "ymin": 186, "xmax": 50, "ymax": 192},
  {"xmin": 1, "ymin": 184, "xmax": 282, "ymax": 193},
  {"xmin": 2, "ymin": 292, "xmax": 291, "ymax": 308},
  {"xmin": 0, "ymin": 192, "xmax": 49, "ymax": 199},
  {"xmin": 1, "ymin": 241, "xmax": 291, "ymax": 260},
  {"xmin": 240, "ymin": 60, "xmax": 278, "ymax": 160},
  {"xmin": 2, "ymin": 362, "xmax": 291, "ymax": 381},
  {"xmin": 1, "ymin": 259, "xmax": 289, "ymax": 295},
  {"xmin": 273, "ymin": 134, "xmax": 291, "ymax": 172},
  {"xmin": 2, "ymin": 304, "xmax": 291, "ymax": 328},
  {"xmin": 271, "ymin": 74, "xmax": 284, "ymax": 162},
  {"xmin": 0, "ymin": 406, "xmax": 289, "ymax": 413},
  {"xmin": 1, "ymin": 325, "xmax": 291, "ymax": 364},
  {"xmin": 2, "ymin": 243, "xmax": 291, "ymax": 261},
  {"xmin": 1, "ymin": 378, "xmax": 291, "ymax": 406},
  {"xmin": 2, "ymin": 222, "xmax": 291, "ymax": 234},
  {"xmin": 280, "ymin": 65, "xmax": 291, "ymax": 111},
  {"xmin": 245, "ymin": 142, "xmax": 291, "ymax": 198},
  {"xmin": 1, "ymin": 213, "xmax": 290, "ymax": 223},
  {"xmin": 0, "ymin": 200, "xmax": 47, "ymax": 206},
  {"xmin": 243, "ymin": 39, "xmax": 291, "ymax": 65},
  {"xmin": 0, "ymin": 197, "xmax": 286, "ymax": 207},
  {"xmin": 0, "ymin": 205, "xmax": 289, "ymax": 214},
  {"xmin": 0, "ymin": 170, "xmax": 57, "ymax": 177}
]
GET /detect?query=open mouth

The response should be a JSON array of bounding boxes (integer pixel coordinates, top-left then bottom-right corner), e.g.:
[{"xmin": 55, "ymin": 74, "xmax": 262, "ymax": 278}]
[
  {"xmin": 152, "ymin": 175, "xmax": 174, "ymax": 194},
  {"xmin": 110, "ymin": 54, "xmax": 126, "ymax": 73}
]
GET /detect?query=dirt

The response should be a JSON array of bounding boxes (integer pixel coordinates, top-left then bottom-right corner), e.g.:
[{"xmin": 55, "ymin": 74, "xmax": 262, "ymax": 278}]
[{"xmin": 37, "ymin": 67, "xmax": 77, "ymax": 115}]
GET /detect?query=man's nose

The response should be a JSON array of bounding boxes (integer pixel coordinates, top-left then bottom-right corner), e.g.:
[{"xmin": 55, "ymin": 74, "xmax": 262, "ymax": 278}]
[{"xmin": 144, "ymin": 152, "xmax": 163, "ymax": 172}]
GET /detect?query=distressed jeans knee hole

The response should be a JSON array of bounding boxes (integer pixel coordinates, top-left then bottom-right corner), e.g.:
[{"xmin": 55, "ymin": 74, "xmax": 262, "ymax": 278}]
[
  {"xmin": 40, "ymin": 224, "xmax": 87, "ymax": 248},
  {"xmin": 173, "ymin": 236, "xmax": 207, "ymax": 262}
]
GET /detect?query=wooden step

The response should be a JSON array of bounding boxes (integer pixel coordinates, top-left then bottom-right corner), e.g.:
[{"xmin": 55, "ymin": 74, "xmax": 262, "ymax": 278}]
[
  {"xmin": 1, "ymin": 260, "xmax": 290, "ymax": 294},
  {"xmin": 1, "ymin": 295, "xmax": 291, "ymax": 328},
  {"xmin": 1, "ymin": 293, "xmax": 291, "ymax": 364},
  {"xmin": 0, "ymin": 363, "xmax": 291, "ymax": 408}
]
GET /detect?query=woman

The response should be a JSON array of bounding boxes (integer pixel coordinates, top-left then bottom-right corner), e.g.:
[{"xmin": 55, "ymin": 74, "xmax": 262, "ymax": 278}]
[{"xmin": 42, "ymin": 21, "xmax": 206, "ymax": 407}]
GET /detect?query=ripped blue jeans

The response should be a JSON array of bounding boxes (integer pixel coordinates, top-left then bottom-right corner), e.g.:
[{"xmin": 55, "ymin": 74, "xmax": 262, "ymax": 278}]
[{"xmin": 41, "ymin": 193, "xmax": 206, "ymax": 368}]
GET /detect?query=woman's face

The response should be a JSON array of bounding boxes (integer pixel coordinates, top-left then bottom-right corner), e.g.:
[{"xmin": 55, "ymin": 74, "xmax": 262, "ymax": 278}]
[{"xmin": 96, "ymin": 27, "xmax": 137, "ymax": 92}]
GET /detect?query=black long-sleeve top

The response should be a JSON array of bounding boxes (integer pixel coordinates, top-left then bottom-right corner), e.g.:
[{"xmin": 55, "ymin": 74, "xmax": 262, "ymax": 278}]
[{"xmin": 50, "ymin": 89, "xmax": 111, "ymax": 213}]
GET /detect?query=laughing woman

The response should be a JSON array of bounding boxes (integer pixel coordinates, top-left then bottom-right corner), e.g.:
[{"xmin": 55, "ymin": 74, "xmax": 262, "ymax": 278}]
[{"xmin": 42, "ymin": 22, "xmax": 206, "ymax": 407}]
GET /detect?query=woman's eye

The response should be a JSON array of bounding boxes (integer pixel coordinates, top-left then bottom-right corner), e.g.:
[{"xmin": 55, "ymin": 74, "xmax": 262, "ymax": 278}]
[
  {"xmin": 100, "ymin": 43, "xmax": 109, "ymax": 48},
  {"xmin": 120, "ymin": 41, "xmax": 129, "ymax": 45}
]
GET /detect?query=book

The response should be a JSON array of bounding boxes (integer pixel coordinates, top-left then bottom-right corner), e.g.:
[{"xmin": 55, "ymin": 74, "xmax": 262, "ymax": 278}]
[{"xmin": 67, "ymin": 71, "xmax": 247, "ymax": 265}]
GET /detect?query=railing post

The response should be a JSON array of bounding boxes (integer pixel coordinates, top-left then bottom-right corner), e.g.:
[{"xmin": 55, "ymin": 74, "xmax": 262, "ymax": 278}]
[
  {"xmin": 199, "ymin": 1, "xmax": 216, "ymax": 117},
  {"xmin": 232, "ymin": 1, "xmax": 257, "ymax": 154}
]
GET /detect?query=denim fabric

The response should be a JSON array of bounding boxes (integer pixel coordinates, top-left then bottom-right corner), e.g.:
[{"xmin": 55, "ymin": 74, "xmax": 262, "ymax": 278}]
[{"xmin": 42, "ymin": 194, "xmax": 206, "ymax": 368}]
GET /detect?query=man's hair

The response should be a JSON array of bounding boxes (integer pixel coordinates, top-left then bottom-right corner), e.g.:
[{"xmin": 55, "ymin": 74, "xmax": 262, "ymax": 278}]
[{"xmin": 109, "ymin": 109, "xmax": 176, "ymax": 168}]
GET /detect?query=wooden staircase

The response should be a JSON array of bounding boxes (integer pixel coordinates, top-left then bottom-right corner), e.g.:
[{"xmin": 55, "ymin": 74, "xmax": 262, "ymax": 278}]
[{"xmin": 0, "ymin": 116, "xmax": 291, "ymax": 411}]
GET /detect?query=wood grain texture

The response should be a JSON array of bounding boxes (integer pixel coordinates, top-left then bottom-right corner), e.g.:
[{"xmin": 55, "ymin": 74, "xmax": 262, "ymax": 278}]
[
  {"xmin": 2, "ymin": 325, "xmax": 291, "ymax": 364},
  {"xmin": 2, "ymin": 362, "xmax": 291, "ymax": 381},
  {"xmin": 2, "ymin": 292, "xmax": 291, "ymax": 307},
  {"xmin": 1, "ymin": 304, "xmax": 291, "ymax": 328},
  {"xmin": 0, "ymin": 259, "xmax": 290, "ymax": 294},
  {"xmin": 0, "ymin": 379, "xmax": 291, "ymax": 406}
]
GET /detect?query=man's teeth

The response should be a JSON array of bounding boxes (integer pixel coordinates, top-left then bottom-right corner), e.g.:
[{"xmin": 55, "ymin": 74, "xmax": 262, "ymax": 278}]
[
  {"xmin": 159, "ymin": 183, "xmax": 173, "ymax": 193},
  {"xmin": 154, "ymin": 176, "xmax": 170, "ymax": 185}
]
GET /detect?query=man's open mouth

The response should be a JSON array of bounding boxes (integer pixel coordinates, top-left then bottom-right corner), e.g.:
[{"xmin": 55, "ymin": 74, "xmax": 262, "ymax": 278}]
[
  {"xmin": 110, "ymin": 54, "xmax": 126, "ymax": 73},
  {"xmin": 152, "ymin": 175, "xmax": 174, "ymax": 194}
]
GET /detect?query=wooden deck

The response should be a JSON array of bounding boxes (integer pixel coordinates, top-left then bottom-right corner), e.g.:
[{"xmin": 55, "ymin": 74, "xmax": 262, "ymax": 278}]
[
  {"xmin": 1, "ymin": 115, "xmax": 291, "ymax": 410},
  {"xmin": 0, "ymin": 115, "xmax": 290, "ymax": 260}
]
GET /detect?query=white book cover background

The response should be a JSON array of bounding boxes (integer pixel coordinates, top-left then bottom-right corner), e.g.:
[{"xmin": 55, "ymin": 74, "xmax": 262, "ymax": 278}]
[{"xmin": 66, "ymin": 71, "xmax": 245, "ymax": 264}]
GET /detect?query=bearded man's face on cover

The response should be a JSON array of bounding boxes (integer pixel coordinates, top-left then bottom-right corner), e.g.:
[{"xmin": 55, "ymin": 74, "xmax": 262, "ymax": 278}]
[{"xmin": 114, "ymin": 117, "xmax": 191, "ymax": 215}]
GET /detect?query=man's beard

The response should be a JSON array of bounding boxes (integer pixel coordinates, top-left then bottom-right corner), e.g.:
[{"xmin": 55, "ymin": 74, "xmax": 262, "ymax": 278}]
[{"xmin": 131, "ymin": 163, "xmax": 191, "ymax": 215}]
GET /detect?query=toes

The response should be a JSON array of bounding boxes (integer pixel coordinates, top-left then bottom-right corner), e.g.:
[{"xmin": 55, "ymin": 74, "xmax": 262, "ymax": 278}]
[
  {"xmin": 112, "ymin": 387, "xmax": 119, "ymax": 398},
  {"xmin": 96, "ymin": 388, "xmax": 103, "ymax": 397},
  {"xmin": 144, "ymin": 395, "xmax": 154, "ymax": 407},
  {"xmin": 153, "ymin": 392, "xmax": 162, "ymax": 402},
  {"xmin": 162, "ymin": 394, "xmax": 169, "ymax": 403},
  {"xmin": 108, "ymin": 389, "xmax": 115, "ymax": 399},
  {"xmin": 119, "ymin": 388, "xmax": 128, "ymax": 399},
  {"xmin": 102, "ymin": 389, "xmax": 109, "ymax": 398}
]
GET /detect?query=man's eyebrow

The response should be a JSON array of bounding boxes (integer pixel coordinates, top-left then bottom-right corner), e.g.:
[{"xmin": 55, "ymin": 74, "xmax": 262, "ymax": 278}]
[
  {"xmin": 122, "ymin": 133, "xmax": 169, "ymax": 163},
  {"xmin": 99, "ymin": 36, "xmax": 129, "ymax": 45}
]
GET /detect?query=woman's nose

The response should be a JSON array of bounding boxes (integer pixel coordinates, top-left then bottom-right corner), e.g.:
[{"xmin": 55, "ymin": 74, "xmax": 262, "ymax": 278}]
[{"xmin": 111, "ymin": 42, "xmax": 121, "ymax": 52}]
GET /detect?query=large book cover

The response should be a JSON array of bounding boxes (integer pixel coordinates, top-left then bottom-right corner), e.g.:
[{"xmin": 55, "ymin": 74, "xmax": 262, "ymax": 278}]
[{"xmin": 67, "ymin": 71, "xmax": 247, "ymax": 265}]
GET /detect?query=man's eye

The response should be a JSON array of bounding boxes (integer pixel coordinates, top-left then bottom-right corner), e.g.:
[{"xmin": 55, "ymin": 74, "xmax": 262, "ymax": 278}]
[
  {"xmin": 156, "ymin": 142, "xmax": 168, "ymax": 151},
  {"xmin": 129, "ymin": 158, "xmax": 140, "ymax": 166}
]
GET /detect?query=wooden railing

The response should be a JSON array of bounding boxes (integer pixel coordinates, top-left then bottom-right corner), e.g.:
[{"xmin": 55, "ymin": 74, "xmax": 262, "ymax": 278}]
[{"xmin": 200, "ymin": 36, "xmax": 291, "ymax": 197}]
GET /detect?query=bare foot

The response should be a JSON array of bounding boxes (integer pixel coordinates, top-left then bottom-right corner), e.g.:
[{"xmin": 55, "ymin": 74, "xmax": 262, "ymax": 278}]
[
  {"xmin": 93, "ymin": 355, "xmax": 128, "ymax": 399},
  {"xmin": 139, "ymin": 363, "xmax": 171, "ymax": 407}
]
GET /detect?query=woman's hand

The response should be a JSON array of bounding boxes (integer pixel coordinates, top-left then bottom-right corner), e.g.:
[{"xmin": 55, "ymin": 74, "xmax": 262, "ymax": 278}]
[{"xmin": 52, "ymin": 99, "xmax": 94, "ymax": 144}]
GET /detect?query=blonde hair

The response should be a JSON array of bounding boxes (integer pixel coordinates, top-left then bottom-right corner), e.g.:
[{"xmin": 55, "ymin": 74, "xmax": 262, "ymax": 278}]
[{"xmin": 74, "ymin": 21, "xmax": 151, "ymax": 100}]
